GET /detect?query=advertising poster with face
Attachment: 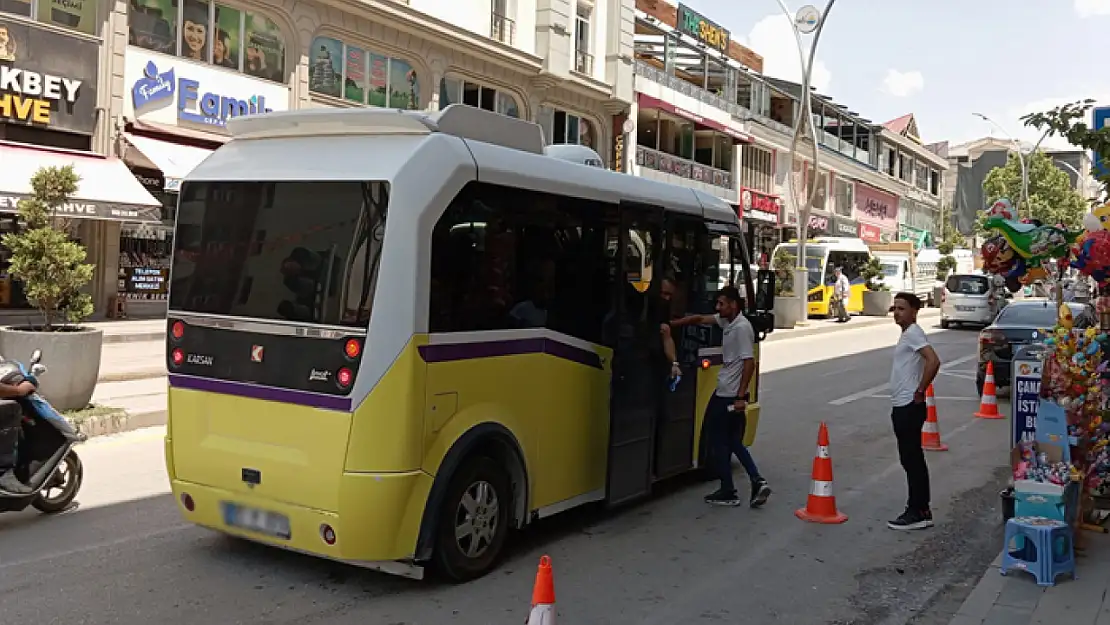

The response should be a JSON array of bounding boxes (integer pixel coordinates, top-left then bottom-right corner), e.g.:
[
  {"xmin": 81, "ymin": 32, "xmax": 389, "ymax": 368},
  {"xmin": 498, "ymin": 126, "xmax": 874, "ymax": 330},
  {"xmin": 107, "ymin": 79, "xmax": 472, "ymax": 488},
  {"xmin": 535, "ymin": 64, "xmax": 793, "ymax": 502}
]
[
  {"xmin": 308, "ymin": 36, "xmax": 341, "ymax": 98},
  {"xmin": 213, "ymin": 4, "xmax": 240, "ymax": 69},
  {"xmin": 243, "ymin": 11, "xmax": 284, "ymax": 82},
  {"xmin": 128, "ymin": 0, "xmax": 176, "ymax": 53}
]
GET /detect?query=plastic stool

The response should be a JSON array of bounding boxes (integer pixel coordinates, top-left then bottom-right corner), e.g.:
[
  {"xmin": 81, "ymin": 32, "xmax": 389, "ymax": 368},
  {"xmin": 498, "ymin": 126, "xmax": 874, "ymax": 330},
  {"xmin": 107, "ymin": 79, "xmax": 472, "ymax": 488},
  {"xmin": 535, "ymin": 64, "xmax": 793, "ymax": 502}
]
[{"xmin": 1000, "ymin": 516, "xmax": 1076, "ymax": 586}]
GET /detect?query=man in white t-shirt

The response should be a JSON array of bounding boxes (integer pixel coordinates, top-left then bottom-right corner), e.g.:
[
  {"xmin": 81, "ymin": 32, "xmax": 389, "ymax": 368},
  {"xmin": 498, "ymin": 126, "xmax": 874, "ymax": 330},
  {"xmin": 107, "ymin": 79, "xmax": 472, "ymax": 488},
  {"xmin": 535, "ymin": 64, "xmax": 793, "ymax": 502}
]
[
  {"xmin": 833, "ymin": 267, "xmax": 851, "ymax": 322},
  {"xmin": 668, "ymin": 286, "xmax": 771, "ymax": 508},
  {"xmin": 887, "ymin": 292, "xmax": 942, "ymax": 530}
]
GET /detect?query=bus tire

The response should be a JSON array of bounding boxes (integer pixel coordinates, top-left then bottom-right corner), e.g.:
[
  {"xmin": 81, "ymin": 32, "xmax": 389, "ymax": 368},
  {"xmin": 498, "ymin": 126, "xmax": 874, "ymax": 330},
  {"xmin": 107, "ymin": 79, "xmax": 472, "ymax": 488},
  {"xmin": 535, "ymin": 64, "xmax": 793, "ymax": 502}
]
[{"xmin": 432, "ymin": 455, "xmax": 512, "ymax": 582}]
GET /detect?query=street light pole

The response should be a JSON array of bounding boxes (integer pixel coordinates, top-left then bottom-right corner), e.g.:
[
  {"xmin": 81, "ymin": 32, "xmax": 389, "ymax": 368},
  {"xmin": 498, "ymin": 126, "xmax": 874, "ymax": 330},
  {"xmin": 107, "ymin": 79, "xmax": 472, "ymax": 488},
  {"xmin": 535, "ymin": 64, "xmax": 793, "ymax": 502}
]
[
  {"xmin": 779, "ymin": 0, "xmax": 836, "ymax": 325},
  {"xmin": 973, "ymin": 112, "xmax": 1050, "ymax": 214}
]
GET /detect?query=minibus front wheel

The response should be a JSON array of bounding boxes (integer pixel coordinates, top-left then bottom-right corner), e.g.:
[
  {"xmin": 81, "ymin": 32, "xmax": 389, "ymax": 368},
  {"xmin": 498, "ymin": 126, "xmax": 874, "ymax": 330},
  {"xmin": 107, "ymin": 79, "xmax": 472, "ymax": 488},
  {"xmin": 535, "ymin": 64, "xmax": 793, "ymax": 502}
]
[{"xmin": 432, "ymin": 455, "xmax": 512, "ymax": 582}]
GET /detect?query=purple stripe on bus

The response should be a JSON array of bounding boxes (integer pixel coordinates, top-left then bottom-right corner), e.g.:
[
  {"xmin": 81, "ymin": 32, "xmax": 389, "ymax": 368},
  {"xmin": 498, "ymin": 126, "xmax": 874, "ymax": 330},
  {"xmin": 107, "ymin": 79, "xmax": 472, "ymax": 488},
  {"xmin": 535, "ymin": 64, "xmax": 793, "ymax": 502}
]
[
  {"xmin": 168, "ymin": 374, "xmax": 353, "ymax": 411},
  {"xmin": 419, "ymin": 337, "xmax": 603, "ymax": 369}
]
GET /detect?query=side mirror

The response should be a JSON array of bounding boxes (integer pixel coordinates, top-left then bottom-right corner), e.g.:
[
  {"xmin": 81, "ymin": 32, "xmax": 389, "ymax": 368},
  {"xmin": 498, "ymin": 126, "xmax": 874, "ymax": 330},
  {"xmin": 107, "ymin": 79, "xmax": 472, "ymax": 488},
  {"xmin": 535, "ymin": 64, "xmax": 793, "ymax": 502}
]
[
  {"xmin": 31, "ymin": 363, "xmax": 46, "ymax": 376},
  {"xmin": 755, "ymin": 269, "xmax": 776, "ymax": 312},
  {"xmin": 29, "ymin": 349, "xmax": 41, "ymax": 365}
]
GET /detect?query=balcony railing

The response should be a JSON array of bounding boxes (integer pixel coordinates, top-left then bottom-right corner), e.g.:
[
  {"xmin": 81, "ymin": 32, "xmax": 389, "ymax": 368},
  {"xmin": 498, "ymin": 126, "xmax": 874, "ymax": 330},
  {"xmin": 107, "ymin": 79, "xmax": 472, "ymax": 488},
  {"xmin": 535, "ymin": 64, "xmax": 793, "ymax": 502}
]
[
  {"xmin": 575, "ymin": 49, "xmax": 594, "ymax": 75},
  {"xmin": 634, "ymin": 60, "xmax": 747, "ymax": 120},
  {"xmin": 636, "ymin": 145, "xmax": 732, "ymax": 190},
  {"xmin": 490, "ymin": 12, "xmax": 515, "ymax": 45}
]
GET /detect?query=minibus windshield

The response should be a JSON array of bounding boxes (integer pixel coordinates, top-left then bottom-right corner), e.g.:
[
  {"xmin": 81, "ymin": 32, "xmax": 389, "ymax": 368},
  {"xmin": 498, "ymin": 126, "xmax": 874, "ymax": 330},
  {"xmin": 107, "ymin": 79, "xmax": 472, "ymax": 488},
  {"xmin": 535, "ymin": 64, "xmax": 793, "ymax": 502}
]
[{"xmin": 169, "ymin": 180, "xmax": 388, "ymax": 328}]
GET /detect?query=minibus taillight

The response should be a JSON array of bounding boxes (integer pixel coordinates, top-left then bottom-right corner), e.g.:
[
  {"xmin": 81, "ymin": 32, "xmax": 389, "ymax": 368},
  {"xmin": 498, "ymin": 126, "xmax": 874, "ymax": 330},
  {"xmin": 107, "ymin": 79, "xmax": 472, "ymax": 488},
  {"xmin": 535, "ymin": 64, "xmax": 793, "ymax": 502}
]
[
  {"xmin": 171, "ymin": 320, "xmax": 185, "ymax": 340},
  {"xmin": 344, "ymin": 338, "xmax": 361, "ymax": 360},
  {"xmin": 701, "ymin": 359, "xmax": 711, "ymax": 369},
  {"xmin": 171, "ymin": 348, "xmax": 184, "ymax": 366},
  {"xmin": 336, "ymin": 367, "xmax": 353, "ymax": 388},
  {"xmin": 320, "ymin": 523, "xmax": 337, "ymax": 545}
]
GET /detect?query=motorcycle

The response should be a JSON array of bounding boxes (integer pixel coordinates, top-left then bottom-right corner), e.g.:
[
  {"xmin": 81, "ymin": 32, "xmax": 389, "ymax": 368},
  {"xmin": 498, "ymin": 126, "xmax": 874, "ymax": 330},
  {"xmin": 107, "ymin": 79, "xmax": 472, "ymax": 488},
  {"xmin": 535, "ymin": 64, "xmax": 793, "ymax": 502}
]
[{"xmin": 0, "ymin": 349, "xmax": 86, "ymax": 513}]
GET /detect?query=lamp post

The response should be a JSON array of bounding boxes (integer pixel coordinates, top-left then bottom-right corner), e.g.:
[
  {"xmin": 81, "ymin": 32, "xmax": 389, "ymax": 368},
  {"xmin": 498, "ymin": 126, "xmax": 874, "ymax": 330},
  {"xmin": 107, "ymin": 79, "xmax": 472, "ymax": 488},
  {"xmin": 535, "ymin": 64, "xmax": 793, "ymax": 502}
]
[
  {"xmin": 972, "ymin": 112, "xmax": 1050, "ymax": 213},
  {"xmin": 779, "ymin": 1, "xmax": 835, "ymax": 325}
]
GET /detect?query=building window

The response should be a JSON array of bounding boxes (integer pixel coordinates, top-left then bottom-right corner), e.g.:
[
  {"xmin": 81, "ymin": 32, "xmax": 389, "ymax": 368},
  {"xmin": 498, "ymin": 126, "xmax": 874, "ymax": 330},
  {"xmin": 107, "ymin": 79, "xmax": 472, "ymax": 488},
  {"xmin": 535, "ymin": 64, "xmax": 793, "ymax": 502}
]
[
  {"xmin": 539, "ymin": 107, "xmax": 596, "ymax": 149},
  {"xmin": 308, "ymin": 37, "xmax": 419, "ymax": 109},
  {"xmin": 833, "ymin": 177, "xmax": 853, "ymax": 217},
  {"xmin": 439, "ymin": 76, "xmax": 520, "ymax": 118},
  {"xmin": 574, "ymin": 3, "xmax": 592, "ymax": 74},
  {"xmin": 915, "ymin": 162, "xmax": 929, "ymax": 192},
  {"xmin": 741, "ymin": 145, "xmax": 773, "ymax": 194},
  {"xmin": 2, "ymin": 0, "xmax": 98, "ymax": 34},
  {"xmin": 129, "ymin": 1, "xmax": 287, "ymax": 82},
  {"xmin": 885, "ymin": 148, "xmax": 896, "ymax": 177},
  {"xmin": 804, "ymin": 167, "xmax": 828, "ymax": 211},
  {"xmin": 929, "ymin": 169, "xmax": 939, "ymax": 195},
  {"xmin": 490, "ymin": 0, "xmax": 515, "ymax": 44}
]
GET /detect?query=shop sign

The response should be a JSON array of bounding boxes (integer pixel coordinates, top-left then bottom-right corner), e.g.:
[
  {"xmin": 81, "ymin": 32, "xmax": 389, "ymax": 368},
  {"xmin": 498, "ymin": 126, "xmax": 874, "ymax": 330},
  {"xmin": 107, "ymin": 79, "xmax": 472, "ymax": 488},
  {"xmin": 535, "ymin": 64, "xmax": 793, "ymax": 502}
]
[
  {"xmin": 0, "ymin": 193, "xmax": 159, "ymax": 222},
  {"xmin": 858, "ymin": 222, "xmax": 881, "ymax": 242},
  {"xmin": 121, "ymin": 267, "xmax": 168, "ymax": 300},
  {"xmin": 676, "ymin": 3, "xmax": 730, "ymax": 54},
  {"xmin": 830, "ymin": 216, "xmax": 857, "ymax": 237},
  {"xmin": 806, "ymin": 214, "xmax": 828, "ymax": 235},
  {"xmin": 611, "ymin": 113, "xmax": 627, "ymax": 173},
  {"xmin": 124, "ymin": 50, "xmax": 289, "ymax": 133},
  {"xmin": 852, "ymin": 182, "xmax": 899, "ymax": 230},
  {"xmin": 0, "ymin": 20, "xmax": 99, "ymax": 135},
  {"xmin": 740, "ymin": 187, "xmax": 779, "ymax": 224},
  {"xmin": 1011, "ymin": 354, "xmax": 1042, "ymax": 446}
]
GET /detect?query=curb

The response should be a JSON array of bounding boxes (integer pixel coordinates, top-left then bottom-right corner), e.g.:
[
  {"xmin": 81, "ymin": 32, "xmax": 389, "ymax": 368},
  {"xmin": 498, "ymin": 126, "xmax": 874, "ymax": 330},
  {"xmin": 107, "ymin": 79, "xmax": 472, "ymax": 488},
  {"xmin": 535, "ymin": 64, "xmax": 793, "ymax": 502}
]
[
  {"xmin": 765, "ymin": 309, "xmax": 941, "ymax": 343},
  {"xmin": 76, "ymin": 408, "xmax": 166, "ymax": 438},
  {"xmin": 98, "ymin": 369, "xmax": 166, "ymax": 384},
  {"xmin": 103, "ymin": 331, "xmax": 165, "ymax": 345}
]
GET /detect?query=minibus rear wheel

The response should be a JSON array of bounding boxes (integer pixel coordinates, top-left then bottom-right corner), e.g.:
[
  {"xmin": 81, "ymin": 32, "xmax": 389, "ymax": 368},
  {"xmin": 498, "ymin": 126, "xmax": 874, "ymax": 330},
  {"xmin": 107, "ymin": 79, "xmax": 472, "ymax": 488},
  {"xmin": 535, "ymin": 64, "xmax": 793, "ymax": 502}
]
[{"xmin": 432, "ymin": 455, "xmax": 512, "ymax": 582}]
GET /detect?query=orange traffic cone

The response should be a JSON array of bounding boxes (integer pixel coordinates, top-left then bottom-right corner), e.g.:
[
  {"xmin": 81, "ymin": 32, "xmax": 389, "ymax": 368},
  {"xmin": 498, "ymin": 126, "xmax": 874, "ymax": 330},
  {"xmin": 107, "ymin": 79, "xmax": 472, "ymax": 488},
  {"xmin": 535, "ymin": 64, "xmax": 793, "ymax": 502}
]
[
  {"xmin": 795, "ymin": 422, "xmax": 848, "ymax": 524},
  {"xmin": 527, "ymin": 555, "xmax": 556, "ymax": 625},
  {"xmin": 921, "ymin": 385, "xmax": 948, "ymax": 451},
  {"xmin": 975, "ymin": 362, "xmax": 1002, "ymax": 420}
]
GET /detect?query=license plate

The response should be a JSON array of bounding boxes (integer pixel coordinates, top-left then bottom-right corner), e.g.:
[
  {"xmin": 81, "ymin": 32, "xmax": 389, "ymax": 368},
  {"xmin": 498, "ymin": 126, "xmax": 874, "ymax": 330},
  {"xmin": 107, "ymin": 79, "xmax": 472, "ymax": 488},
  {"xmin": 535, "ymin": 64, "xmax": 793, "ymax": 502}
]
[
  {"xmin": 956, "ymin": 305, "xmax": 976, "ymax": 312},
  {"xmin": 221, "ymin": 502, "xmax": 291, "ymax": 539}
]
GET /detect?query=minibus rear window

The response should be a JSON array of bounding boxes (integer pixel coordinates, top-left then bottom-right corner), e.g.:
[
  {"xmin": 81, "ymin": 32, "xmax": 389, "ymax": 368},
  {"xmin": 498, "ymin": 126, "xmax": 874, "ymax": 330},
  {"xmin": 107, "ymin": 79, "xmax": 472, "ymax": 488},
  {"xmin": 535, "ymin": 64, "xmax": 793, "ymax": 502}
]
[{"xmin": 170, "ymin": 181, "xmax": 388, "ymax": 328}]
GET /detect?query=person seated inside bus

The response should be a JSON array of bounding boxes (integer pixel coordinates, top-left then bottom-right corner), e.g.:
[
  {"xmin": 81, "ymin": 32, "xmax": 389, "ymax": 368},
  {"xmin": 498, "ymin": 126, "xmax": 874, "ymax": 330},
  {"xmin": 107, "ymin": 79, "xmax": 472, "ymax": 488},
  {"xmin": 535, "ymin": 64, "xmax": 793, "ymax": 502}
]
[{"xmin": 509, "ymin": 258, "xmax": 556, "ymax": 328}]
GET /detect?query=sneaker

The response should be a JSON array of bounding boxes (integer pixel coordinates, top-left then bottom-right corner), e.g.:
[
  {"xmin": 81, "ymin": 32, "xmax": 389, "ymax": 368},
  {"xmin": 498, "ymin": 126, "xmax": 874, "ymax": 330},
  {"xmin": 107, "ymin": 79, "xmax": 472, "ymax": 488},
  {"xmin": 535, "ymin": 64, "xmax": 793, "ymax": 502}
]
[
  {"xmin": 0, "ymin": 470, "xmax": 31, "ymax": 495},
  {"xmin": 923, "ymin": 509, "xmax": 934, "ymax": 527},
  {"xmin": 887, "ymin": 508, "xmax": 930, "ymax": 531},
  {"xmin": 750, "ymin": 479, "xmax": 772, "ymax": 508},
  {"xmin": 704, "ymin": 488, "xmax": 742, "ymax": 507}
]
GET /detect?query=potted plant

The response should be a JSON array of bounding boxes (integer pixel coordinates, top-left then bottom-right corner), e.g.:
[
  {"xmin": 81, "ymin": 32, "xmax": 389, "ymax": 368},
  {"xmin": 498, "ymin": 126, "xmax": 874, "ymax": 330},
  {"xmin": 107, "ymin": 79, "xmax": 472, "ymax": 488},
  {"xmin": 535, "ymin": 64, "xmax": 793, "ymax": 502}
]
[
  {"xmin": 935, "ymin": 240, "xmax": 957, "ymax": 307},
  {"xmin": 860, "ymin": 256, "xmax": 893, "ymax": 316},
  {"xmin": 0, "ymin": 165, "xmax": 102, "ymax": 411},
  {"xmin": 771, "ymin": 248, "xmax": 801, "ymax": 329}
]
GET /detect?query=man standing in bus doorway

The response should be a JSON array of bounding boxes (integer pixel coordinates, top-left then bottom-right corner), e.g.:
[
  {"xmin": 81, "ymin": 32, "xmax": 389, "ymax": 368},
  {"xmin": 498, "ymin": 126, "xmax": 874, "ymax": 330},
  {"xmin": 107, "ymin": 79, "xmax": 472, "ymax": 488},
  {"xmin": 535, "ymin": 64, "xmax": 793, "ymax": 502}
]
[
  {"xmin": 833, "ymin": 266, "xmax": 851, "ymax": 323},
  {"xmin": 668, "ymin": 286, "xmax": 771, "ymax": 507},
  {"xmin": 887, "ymin": 292, "xmax": 942, "ymax": 530}
]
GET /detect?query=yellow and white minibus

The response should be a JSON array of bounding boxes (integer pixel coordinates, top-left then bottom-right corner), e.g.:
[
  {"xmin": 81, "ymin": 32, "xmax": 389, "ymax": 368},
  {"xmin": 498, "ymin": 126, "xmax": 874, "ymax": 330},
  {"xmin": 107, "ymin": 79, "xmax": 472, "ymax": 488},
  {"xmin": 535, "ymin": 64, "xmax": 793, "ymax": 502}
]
[
  {"xmin": 771, "ymin": 237, "xmax": 873, "ymax": 316},
  {"xmin": 164, "ymin": 105, "xmax": 775, "ymax": 581}
]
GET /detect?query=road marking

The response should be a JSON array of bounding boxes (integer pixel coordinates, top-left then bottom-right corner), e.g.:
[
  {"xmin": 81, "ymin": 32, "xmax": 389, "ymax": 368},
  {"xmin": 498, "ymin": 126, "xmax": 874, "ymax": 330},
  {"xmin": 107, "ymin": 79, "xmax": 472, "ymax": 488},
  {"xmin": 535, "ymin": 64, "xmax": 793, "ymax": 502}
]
[
  {"xmin": 938, "ymin": 370, "xmax": 978, "ymax": 381},
  {"xmin": 868, "ymin": 394, "xmax": 980, "ymax": 401},
  {"xmin": 0, "ymin": 523, "xmax": 192, "ymax": 571},
  {"xmin": 827, "ymin": 353, "xmax": 978, "ymax": 406}
]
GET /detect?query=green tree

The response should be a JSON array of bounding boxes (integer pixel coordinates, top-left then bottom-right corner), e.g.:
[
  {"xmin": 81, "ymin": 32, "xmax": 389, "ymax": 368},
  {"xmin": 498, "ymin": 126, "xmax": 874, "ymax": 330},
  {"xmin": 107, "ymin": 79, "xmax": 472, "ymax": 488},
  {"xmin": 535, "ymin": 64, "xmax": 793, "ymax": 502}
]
[
  {"xmin": 3, "ymin": 166, "xmax": 95, "ymax": 330},
  {"xmin": 1021, "ymin": 99, "xmax": 1110, "ymax": 200},
  {"xmin": 981, "ymin": 150, "xmax": 1087, "ymax": 231}
]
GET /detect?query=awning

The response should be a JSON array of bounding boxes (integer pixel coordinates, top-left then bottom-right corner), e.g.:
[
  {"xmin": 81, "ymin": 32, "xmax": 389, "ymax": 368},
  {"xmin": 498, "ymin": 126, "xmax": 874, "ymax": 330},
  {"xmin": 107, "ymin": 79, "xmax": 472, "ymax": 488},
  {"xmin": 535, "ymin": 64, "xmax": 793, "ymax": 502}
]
[
  {"xmin": 0, "ymin": 142, "xmax": 162, "ymax": 223},
  {"xmin": 637, "ymin": 94, "xmax": 753, "ymax": 143},
  {"xmin": 123, "ymin": 133, "xmax": 214, "ymax": 192}
]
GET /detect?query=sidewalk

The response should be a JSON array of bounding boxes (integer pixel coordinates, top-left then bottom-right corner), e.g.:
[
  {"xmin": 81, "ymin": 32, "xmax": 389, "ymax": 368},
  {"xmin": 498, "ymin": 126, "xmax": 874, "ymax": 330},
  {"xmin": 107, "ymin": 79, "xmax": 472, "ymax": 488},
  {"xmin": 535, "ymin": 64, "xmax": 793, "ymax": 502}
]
[
  {"xmin": 765, "ymin": 307, "xmax": 941, "ymax": 342},
  {"xmin": 947, "ymin": 530, "xmax": 1110, "ymax": 625}
]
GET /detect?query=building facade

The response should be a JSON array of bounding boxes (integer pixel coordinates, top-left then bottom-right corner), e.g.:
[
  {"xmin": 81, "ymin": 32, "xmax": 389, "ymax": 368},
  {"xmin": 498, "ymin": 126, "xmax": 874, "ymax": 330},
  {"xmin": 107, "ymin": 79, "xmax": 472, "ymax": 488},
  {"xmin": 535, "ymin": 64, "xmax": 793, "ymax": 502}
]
[
  {"xmin": 0, "ymin": 0, "xmax": 634, "ymax": 317},
  {"xmin": 875, "ymin": 114, "xmax": 947, "ymax": 247}
]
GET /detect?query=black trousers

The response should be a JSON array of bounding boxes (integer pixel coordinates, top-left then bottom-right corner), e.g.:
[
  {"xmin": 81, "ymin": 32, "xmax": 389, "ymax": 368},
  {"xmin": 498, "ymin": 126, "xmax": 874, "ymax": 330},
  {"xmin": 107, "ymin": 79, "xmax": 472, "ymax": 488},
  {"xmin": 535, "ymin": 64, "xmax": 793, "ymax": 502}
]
[
  {"xmin": 891, "ymin": 402, "xmax": 930, "ymax": 511},
  {"xmin": 0, "ymin": 405, "xmax": 20, "ymax": 471}
]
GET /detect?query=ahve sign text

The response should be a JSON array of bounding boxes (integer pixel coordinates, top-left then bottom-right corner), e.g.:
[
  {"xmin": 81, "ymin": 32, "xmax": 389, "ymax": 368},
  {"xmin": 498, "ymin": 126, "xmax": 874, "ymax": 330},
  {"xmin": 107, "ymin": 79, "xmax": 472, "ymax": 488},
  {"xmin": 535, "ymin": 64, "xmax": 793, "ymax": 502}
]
[{"xmin": 0, "ymin": 66, "xmax": 82, "ymax": 126}]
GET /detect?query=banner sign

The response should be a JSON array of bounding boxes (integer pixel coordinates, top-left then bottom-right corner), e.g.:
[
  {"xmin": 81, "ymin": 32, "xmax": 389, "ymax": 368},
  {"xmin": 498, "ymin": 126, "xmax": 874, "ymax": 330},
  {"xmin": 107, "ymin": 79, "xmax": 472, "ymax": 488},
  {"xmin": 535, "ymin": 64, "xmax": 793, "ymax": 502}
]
[{"xmin": 1011, "ymin": 353, "xmax": 1042, "ymax": 446}]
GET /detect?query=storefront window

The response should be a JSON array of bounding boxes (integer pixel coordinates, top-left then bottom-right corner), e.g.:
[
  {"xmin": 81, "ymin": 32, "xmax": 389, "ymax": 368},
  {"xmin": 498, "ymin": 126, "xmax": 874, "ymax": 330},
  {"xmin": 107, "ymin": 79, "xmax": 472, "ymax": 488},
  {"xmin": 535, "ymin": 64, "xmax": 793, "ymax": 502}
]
[
  {"xmin": 740, "ymin": 145, "xmax": 773, "ymax": 194},
  {"xmin": 537, "ymin": 106, "xmax": 595, "ymax": 149},
  {"xmin": 119, "ymin": 224, "xmax": 172, "ymax": 302},
  {"xmin": 439, "ymin": 76, "xmax": 520, "ymax": 118},
  {"xmin": 129, "ymin": 0, "xmax": 286, "ymax": 82},
  {"xmin": 1, "ymin": 0, "xmax": 98, "ymax": 34},
  {"xmin": 833, "ymin": 178, "xmax": 853, "ymax": 217},
  {"xmin": 307, "ymin": 36, "xmax": 420, "ymax": 109}
]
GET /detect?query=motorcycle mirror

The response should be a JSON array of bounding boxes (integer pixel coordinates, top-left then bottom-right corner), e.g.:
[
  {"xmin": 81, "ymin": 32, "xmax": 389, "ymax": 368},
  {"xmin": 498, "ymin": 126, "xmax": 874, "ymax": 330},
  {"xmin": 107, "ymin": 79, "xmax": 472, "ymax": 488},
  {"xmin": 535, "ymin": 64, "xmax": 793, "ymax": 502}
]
[
  {"xmin": 31, "ymin": 363, "xmax": 46, "ymax": 376},
  {"xmin": 29, "ymin": 349, "xmax": 41, "ymax": 365}
]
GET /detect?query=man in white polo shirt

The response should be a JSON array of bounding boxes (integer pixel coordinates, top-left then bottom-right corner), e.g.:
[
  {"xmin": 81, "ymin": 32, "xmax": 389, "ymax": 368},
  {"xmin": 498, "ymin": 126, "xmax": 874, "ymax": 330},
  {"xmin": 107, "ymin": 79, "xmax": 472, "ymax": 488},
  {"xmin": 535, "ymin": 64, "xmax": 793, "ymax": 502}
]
[{"xmin": 669, "ymin": 285, "xmax": 770, "ymax": 508}]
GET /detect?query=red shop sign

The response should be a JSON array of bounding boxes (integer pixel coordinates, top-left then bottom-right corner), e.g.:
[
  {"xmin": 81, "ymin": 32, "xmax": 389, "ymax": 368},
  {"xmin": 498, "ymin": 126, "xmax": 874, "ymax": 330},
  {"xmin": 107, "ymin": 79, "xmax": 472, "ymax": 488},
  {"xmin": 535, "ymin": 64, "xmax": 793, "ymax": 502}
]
[
  {"xmin": 740, "ymin": 187, "xmax": 779, "ymax": 224},
  {"xmin": 858, "ymin": 223, "xmax": 882, "ymax": 242}
]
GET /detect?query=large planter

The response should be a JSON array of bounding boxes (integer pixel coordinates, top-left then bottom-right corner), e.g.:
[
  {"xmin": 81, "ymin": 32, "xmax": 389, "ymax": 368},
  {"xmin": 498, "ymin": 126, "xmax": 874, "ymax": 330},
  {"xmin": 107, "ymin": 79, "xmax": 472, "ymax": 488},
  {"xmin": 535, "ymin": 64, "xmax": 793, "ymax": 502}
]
[
  {"xmin": 0, "ymin": 327, "xmax": 103, "ymax": 411},
  {"xmin": 773, "ymin": 299, "xmax": 802, "ymax": 329},
  {"xmin": 862, "ymin": 290, "xmax": 893, "ymax": 317}
]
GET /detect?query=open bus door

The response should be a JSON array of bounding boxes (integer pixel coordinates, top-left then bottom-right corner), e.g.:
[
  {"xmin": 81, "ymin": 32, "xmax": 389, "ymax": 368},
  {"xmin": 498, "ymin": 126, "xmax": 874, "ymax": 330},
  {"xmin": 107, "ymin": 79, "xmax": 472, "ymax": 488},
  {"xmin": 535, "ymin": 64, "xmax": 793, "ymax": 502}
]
[{"xmin": 605, "ymin": 201, "xmax": 665, "ymax": 506}]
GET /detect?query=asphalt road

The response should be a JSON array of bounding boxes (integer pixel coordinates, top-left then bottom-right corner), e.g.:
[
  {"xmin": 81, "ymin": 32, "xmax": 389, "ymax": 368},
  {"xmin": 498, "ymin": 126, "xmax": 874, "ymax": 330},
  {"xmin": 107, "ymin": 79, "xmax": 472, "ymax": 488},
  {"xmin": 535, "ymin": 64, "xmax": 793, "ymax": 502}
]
[{"xmin": 0, "ymin": 320, "xmax": 1010, "ymax": 625}]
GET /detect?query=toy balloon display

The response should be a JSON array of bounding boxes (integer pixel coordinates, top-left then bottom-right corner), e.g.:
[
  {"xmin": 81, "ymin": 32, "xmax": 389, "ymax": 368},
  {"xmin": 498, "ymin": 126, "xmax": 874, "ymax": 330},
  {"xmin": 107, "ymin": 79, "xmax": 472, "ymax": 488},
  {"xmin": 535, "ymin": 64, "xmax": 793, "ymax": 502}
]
[
  {"xmin": 983, "ymin": 215, "xmax": 1082, "ymax": 262},
  {"xmin": 1072, "ymin": 229, "xmax": 1110, "ymax": 286}
]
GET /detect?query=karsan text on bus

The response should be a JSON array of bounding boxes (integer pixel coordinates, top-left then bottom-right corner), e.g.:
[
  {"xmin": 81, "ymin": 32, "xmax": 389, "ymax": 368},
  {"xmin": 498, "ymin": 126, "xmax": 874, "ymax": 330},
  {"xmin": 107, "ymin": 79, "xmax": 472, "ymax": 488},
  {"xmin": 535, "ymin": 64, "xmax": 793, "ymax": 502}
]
[{"xmin": 0, "ymin": 66, "xmax": 82, "ymax": 125}]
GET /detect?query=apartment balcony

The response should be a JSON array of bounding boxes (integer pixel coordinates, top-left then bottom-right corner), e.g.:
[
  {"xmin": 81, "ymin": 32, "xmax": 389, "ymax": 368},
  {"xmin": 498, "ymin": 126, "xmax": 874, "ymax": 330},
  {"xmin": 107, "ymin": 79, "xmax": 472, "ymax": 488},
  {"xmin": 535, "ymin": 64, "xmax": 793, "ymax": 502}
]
[
  {"xmin": 634, "ymin": 60, "xmax": 747, "ymax": 120},
  {"xmin": 636, "ymin": 145, "xmax": 733, "ymax": 192},
  {"xmin": 490, "ymin": 12, "xmax": 515, "ymax": 45}
]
